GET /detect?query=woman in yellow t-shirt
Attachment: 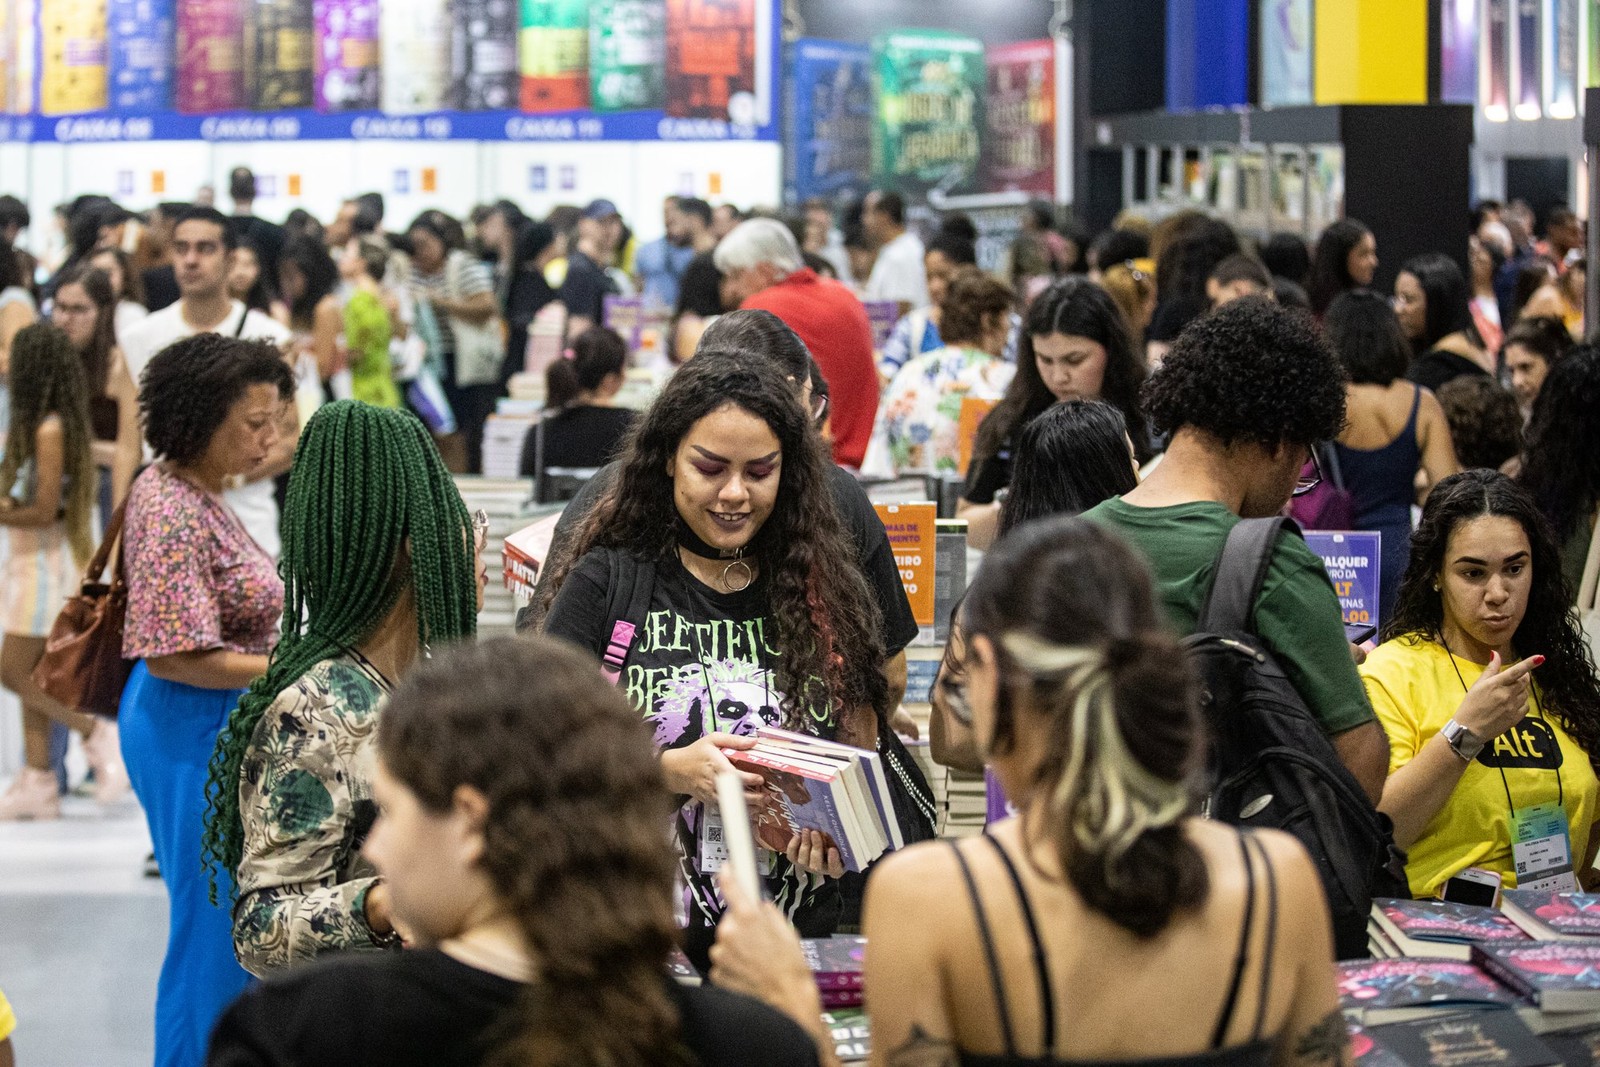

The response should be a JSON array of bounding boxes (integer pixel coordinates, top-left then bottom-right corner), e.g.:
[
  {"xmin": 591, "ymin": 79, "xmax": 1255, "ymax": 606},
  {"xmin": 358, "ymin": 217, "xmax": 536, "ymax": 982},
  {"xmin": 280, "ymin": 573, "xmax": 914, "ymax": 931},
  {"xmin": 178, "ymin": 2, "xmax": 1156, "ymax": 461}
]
[{"xmin": 1361, "ymin": 470, "xmax": 1600, "ymax": 899}]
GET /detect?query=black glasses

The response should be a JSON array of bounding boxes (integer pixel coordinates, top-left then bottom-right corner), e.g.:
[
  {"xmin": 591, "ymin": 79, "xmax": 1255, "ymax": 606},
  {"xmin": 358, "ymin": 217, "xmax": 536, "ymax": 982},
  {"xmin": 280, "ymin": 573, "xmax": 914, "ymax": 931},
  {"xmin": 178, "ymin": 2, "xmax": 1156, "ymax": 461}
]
[{"xmin": 1292, "ymin": 449, "xmax": 1323, "ymax": 498}]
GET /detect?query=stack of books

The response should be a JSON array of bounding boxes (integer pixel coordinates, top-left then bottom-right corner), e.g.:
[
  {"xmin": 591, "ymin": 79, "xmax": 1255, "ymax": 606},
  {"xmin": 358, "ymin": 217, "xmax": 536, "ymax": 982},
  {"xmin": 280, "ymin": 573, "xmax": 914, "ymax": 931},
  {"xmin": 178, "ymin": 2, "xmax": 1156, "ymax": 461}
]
[
  {"xmin": 481, "ymin": 412, "xmax": 537, "ymax": 479},
  {"xmin": 1343, "ymin": 893, "xmax": 1600, "ymax": 1064},
  {"xmin": 943, "ymin": 770, "xmax": 988, "ymax": 838},
  {"xmin": 898, "ymin": 646, "xmax": 949, "ymax": 833},
  {"xmin": 801, "ymin": 936, "xmax": 866, "ymax": 1009},
  {"xmin": 822, "ymin": 1009, "xmax": 870, "ymax": 1064},
  {"xmin": 1368, "ymin": 898, "xmax": 1531, "ymax": 960},
  {"xmin": 724, "ymin": 729, "xmax": 904, "ymax": 874}
]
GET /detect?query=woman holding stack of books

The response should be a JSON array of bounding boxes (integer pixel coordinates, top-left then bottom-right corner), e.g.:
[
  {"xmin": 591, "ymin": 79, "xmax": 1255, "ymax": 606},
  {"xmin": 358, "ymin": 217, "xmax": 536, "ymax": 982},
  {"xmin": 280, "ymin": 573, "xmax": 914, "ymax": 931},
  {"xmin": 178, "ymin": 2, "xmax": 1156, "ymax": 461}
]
[
  {"xmin": 1360, "ymin": 470, "xmax": 1600, "ymax": 899},
  {"xmin": 709, "ymin": 516, "xmax": 1345, "ymax": 1065},
  {"xmin": 542, "ymin": 347, "xmax": 928, "ymax": 972}
]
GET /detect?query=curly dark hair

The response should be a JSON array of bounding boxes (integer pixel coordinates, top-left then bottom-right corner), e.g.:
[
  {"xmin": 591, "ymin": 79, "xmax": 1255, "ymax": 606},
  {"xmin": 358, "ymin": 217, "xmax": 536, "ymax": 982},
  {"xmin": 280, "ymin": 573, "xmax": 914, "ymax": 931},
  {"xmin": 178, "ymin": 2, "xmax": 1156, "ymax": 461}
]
[
  {"xmin": 1384, "ymin": 470, "xmax": 1600, "ymax": 767},
  {"xmin": 139, "ymin": 334, "xmax": 294, "ymax": 465},
  {"xmin": 379, "ymin": 637, "xmax": 693, "ymax": 1067},
  {"xmin": 540, "ymin": 349, "xmax": 887, "ymax": 732},
  {"xmin": 1142, "ymin": 296, "xmax": 1347, "ymax": 450},
  {"xmin": 1436, "ymin": 376, "xmax": 1523, "ymax": 471},
  {"xmin": 964, "ymin": 516, "xmax": 1206, "ymax": 938},
  {"xmin": 1307, "ymin": 219, "xmax": 1372, "ymax": 316},
  {"xmin": 938, "ymin": 267, "xmax": 1014, "ymax": 348},
  {"xmin": 1519, "ymin": 343, "xmax": 1600, "ymax": 545},
  {"xmin": 970, "ymin": 277, "xmax": 1149, "ymax": 483},
  {"xmin": 1325, "ymin": 288, "xmax": 1412, "ymax": 385}
]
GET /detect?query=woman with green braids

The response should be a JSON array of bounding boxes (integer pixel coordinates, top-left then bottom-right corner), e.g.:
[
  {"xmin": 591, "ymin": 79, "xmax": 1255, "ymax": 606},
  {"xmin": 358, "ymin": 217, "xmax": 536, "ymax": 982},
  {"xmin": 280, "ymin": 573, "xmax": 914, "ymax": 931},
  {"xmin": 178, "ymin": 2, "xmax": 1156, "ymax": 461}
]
[{"xmin": 202, "ymin": 399, "xmax": 486, "ymax": 977}]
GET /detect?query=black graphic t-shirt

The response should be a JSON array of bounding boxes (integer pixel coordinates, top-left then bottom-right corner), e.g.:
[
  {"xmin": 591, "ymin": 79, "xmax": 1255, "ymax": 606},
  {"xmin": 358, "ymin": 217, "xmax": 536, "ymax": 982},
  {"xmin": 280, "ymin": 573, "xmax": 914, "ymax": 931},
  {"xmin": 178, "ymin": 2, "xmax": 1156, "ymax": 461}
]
[{"xmin": 544, "ymin": 549, "xmax": 839, "ymax": 936}]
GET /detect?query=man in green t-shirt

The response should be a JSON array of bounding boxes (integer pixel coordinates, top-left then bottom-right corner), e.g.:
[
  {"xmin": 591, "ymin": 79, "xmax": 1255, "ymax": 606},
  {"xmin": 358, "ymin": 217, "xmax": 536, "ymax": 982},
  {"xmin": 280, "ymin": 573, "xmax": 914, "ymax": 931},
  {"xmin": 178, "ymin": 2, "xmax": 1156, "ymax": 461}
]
[{"xmin": 1084, "ymin": 297, "xmax": 1389, "ymax": 803}]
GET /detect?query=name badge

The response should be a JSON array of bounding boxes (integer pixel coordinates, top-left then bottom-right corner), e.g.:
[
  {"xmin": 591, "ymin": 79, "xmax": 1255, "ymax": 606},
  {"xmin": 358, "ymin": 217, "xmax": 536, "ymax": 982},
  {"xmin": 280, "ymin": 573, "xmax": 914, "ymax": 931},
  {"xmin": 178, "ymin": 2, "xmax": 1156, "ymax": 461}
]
[
  {"xmin": 697, "ymin": 804, "xmax": 775, "ymax": 877},
  {"xmin": 1511, "ymin": 801, "xmax": 1579, "ymax": 893}
]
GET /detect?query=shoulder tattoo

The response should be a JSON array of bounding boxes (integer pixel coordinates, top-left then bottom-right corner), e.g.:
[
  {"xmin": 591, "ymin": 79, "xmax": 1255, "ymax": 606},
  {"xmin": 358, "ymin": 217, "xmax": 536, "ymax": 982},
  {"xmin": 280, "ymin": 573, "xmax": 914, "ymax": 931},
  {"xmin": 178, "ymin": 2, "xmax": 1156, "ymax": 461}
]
[
  {"xmin": 1295, "ymin": 1009, "xmax": 1350, "ymax": 1065},
  {"xmin": 887, "ymin": 1024, "xmax": 960, "ymax": 1067}
]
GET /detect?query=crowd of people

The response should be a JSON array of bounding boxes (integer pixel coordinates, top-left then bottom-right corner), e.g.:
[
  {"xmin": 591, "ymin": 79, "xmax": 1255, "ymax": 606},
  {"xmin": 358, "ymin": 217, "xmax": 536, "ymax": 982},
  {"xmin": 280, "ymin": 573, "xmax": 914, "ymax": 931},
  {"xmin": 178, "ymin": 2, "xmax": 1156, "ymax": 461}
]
[{"xmin": 1, "ymin": 167, "xmax": 1599, "ymax": 1067}]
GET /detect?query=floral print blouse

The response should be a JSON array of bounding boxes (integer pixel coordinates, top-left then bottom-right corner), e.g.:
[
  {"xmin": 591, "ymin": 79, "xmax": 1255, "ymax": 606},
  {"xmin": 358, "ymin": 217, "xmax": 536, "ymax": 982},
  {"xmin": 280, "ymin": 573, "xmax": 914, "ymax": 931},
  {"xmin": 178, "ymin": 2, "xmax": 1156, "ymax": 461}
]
[
  {"xmin": 121, "ymin": 464, "xmax": 282, "ymax": 660},
  {"xmin": 233, "ymin": 653, "xmax": 391, "ymax": 976},
  {"xmin": 861, "ymin": 345, "xmax": 1016, "ymax": 478}
]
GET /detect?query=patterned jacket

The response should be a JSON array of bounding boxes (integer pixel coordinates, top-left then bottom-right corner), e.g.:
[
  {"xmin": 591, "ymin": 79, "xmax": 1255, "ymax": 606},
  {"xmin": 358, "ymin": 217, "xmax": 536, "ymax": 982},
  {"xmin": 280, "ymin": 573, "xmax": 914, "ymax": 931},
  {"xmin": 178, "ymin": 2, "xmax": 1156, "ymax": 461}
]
[{"xmin": 233, "ymin": 653, "xmax": 391, "ymax": 976}]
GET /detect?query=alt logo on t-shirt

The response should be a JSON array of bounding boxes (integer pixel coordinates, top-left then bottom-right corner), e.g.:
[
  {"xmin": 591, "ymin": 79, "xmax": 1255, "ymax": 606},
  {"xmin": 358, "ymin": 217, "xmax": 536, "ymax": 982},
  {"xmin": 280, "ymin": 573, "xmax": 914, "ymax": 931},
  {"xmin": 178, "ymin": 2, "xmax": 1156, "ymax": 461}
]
[{"xmin": 1478, "ymin": 717, "xmax": 1564, "ymax": 770}]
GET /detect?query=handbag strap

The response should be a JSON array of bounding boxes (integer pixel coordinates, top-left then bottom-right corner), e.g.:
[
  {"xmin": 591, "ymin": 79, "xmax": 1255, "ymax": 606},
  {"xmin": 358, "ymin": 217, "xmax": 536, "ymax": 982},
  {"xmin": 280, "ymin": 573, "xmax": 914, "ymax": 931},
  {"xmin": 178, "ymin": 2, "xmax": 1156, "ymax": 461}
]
[
  {"xmin": 86, "ymin": 501, "xmax": 129, "ymax": 585},
  {"xmin": 1578, "ymin": 506, "xmax": 1600, "ymax": 613}
]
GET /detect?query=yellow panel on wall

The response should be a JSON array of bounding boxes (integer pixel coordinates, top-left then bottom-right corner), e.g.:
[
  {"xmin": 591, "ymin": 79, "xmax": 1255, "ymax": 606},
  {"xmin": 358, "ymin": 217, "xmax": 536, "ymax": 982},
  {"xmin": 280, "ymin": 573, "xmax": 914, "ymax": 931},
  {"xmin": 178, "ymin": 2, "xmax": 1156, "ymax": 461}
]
[{"xmin": 1314, "ymin": 0, "xmax": 1428, "ymax": 104}]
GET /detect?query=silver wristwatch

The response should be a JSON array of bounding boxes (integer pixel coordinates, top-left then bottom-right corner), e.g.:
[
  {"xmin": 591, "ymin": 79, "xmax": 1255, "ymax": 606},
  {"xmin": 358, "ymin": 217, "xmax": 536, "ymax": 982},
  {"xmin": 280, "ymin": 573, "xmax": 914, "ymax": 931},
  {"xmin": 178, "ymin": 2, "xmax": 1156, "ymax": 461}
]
[{"xmin": 1441, "ymin": 717, "xmax": 1485, "ymax": 763}]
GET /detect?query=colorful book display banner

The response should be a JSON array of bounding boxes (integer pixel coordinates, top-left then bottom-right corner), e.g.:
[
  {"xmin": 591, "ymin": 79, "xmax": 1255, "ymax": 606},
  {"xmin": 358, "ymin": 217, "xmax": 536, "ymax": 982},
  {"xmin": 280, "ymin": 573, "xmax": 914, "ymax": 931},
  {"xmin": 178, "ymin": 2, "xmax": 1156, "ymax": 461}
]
[
  {"xmin": 1485, "ymin": 0, "xmax": 1512, "ymax": 117},
  {"xmin": 1545, "ymin": 0, "xmax": 1578, "ymax": 118},
  {"xmin": 785, "ymin": 37, "xmax": 872, "ymax": 206},
  {"xmin": 1439, "ymin": 0, "xmax": 1478, "ymax": 105},
  {"xmin": 0, "ymin": 0, "xmax": 777, "ymax": 140},
  {"xmin": 871, "ymin": 29, "xmax": 984, "ymax": 197},
  {"xmin": 1304, "ymin": 531, "xmax": 1382, "ymax": 640},
  {"xmin": 1260, "ymin": 0, "xmax": 1313, "ymax": 106},
  {"xmin": 983, "ymin": 38, "xmax": 1053, "ymax": 196},
  {"xmin": 1514, "ymin": 0, "xmax": 1542, "ymax": 118},
  {"xmin": 874, "ymin": 502, "xmax": 936, "ymax": 637}
]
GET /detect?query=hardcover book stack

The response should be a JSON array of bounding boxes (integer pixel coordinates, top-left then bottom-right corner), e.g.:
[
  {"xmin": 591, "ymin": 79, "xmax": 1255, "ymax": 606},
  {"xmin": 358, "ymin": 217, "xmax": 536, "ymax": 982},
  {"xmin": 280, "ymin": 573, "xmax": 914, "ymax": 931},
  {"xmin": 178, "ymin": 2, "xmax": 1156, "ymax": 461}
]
[
  {"xmin": 800, "ymin": 937, "xmax": 866, "ymax": 1009},
  {"xmin": 898, "ymin": 646, "xmax": 949, "ymax": 834},
  {"xmin": 1343, "ymin": 893, "xmax": 1600, "ymax": 1064},
  {"xmin": 723, "ymin": 729, "xmax": 904, "ymax": 874}
]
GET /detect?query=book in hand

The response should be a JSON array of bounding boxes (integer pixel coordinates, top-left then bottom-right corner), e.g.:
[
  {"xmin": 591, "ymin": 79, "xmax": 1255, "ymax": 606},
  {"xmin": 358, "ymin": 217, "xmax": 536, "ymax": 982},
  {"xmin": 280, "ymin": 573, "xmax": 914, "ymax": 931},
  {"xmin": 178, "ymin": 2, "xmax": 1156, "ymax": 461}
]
[
  {"xmin": 1368, "ymin": 1010, "xmax": 1561, "ymax": 1067},
  {"xmin": 721, "ymin": 727, "xmax": 902, "ymax": 874},
  {"xmin": 1370, "ymin": 898, "xmax": 1531, "ymax": 960},
  {"xmin": 802, "ymin": 936, "xmax": 866, "ymax": 1008},
  {"xmin": 1473, "ymin": 942, "xmax": 1600, "ymax": 1012},
  {"xmin": 1501, "ymin": 891, "xmax": 1600, "ymax": 941},
  {"xmin": 1337, "ymin": 958, "xmax": 1524, "ymax": 1024}
]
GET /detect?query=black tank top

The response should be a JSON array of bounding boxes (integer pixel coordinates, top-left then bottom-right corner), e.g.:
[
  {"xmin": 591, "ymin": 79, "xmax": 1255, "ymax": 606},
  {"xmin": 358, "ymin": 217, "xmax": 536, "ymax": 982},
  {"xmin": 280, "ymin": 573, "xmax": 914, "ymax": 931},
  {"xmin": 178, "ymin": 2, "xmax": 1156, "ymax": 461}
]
[{"xmin": 951, "ymin": 831, "xmax": 1278, "ymax": 1067}]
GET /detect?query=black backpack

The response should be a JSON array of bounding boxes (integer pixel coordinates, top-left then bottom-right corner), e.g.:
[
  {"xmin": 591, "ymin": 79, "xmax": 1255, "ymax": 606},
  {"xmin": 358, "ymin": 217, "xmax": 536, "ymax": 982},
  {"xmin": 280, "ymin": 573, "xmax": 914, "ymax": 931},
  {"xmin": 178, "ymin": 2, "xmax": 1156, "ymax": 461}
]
[{"xmin": 1187, "ymin": 517, "xmax": 1407, "ymax": 960}]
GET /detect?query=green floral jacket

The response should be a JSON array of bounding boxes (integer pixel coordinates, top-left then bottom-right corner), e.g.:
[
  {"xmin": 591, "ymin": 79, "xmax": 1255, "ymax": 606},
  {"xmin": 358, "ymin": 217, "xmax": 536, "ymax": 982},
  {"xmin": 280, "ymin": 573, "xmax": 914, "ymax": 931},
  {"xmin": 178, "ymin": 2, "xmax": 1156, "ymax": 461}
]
[{"xmin": 232, "ymin": 653, "xmax": 391, "ymax": 976}]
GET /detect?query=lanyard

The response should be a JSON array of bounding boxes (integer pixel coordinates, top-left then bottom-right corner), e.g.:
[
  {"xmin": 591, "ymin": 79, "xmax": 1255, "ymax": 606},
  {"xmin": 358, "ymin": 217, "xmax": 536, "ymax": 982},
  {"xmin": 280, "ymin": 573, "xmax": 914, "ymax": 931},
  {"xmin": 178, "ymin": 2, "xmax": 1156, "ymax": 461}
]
[{"xmin": 1442, "ymin": 642, "xmax": 1562, "ymax": 812}]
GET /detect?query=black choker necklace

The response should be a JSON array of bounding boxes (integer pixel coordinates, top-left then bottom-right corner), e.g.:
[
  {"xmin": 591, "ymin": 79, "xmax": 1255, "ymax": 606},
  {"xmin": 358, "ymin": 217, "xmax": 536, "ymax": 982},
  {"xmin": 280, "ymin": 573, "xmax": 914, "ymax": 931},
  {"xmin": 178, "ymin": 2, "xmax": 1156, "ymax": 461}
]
[{"xmin": 675, "ymin": 520, "xmax": 755, "ymax": 592}]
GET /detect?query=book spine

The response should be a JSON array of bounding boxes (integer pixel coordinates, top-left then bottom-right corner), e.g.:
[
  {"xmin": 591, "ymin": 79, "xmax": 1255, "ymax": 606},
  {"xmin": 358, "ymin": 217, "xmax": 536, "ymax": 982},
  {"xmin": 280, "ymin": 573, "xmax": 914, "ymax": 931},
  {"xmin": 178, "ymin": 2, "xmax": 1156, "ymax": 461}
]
[
  {"xmin": 821, "ymin": 988, "xmax": 864, "ymax": 1009},
  {"xmin": 1470, "ymin": 946, "xmax": 1538, "ymax": 1002}
]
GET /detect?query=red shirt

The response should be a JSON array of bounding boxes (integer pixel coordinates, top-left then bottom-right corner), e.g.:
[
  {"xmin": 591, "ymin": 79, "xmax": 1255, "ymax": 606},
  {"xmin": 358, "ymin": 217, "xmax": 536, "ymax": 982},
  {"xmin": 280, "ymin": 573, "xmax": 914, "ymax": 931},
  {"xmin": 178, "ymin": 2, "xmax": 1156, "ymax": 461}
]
[{"xmin": 741, "ymin": 269, "xmax": 877, "ymax": 468}]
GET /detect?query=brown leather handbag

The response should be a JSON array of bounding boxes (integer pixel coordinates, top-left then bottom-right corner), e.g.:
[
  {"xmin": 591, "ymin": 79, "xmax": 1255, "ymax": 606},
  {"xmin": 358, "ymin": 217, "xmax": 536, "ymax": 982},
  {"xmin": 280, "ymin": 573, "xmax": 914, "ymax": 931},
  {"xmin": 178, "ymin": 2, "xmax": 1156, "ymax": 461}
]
[{"xmin": 32, "ymin": 502, "xmax": 132, "ymax": 718}]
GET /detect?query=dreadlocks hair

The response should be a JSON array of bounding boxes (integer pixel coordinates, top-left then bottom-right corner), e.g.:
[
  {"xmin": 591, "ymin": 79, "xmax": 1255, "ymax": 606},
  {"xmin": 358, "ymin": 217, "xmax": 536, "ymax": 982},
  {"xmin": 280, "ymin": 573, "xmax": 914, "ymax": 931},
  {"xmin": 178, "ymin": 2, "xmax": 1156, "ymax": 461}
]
[
  {"xmin": 1, "ymin": 323, "xmax": 96, "ymax": 566},
  {"xmin": 539, "ymin": 349, "xmax": 888, "ymax": 736},
  {"xmin": 201, "ymin": 401, "xmax": 478, "ymax": 895},
  {"xmin": 1385, "ymin": 470, "xmax": 1600, "ymax": 770}
]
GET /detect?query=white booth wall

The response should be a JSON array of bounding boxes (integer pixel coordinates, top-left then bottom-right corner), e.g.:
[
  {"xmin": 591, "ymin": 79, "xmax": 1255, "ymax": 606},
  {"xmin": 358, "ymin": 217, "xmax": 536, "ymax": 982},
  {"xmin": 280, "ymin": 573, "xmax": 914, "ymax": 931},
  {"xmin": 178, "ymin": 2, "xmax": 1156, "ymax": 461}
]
[{"xmin": 0, "ymin": 138, "xmax": 783, "ymax": 249}]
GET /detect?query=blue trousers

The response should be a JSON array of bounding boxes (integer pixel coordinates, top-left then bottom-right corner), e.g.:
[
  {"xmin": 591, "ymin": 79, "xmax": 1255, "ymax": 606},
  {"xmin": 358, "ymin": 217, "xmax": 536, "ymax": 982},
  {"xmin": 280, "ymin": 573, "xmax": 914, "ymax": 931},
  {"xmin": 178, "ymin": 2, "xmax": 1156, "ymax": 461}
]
[{"xmin": 119, "ymin": 661, "xmax": 252, "ymax": 1067}]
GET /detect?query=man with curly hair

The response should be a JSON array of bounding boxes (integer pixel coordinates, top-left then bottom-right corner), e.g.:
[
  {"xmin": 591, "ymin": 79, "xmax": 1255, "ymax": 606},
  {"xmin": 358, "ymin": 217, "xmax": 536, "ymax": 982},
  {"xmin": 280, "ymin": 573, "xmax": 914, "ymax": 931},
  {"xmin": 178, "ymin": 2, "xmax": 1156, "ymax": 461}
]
[{"xmin": 1085, "ymin": 297, "xmax": 1390, "ymax": 802}]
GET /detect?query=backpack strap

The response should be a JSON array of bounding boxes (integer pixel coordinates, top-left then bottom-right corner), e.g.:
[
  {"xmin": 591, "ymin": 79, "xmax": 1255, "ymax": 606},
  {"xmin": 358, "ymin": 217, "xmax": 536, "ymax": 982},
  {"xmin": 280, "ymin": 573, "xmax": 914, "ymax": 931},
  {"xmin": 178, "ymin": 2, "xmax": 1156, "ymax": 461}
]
[
  {"xmin": 598, "ymin": 547, "xmax": 655, "ymax": 685},
  {"xmin": 1197, "ymin": 517, "xmax": 1302, "ymax": 635}
]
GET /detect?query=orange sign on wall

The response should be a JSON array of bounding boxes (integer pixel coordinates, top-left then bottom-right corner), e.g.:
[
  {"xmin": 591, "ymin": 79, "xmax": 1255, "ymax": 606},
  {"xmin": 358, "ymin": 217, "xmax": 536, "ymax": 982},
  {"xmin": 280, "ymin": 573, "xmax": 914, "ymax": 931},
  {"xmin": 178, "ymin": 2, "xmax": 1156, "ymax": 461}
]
[
  {"xmin": 874, "ymin": 502, "xmax": 936, "ymax": 629},
  {"xmin": 420, "ymin": 167, "xmax": 438, "ymax": 193},
  {"xmin": 957, "ymin": 396, "xmax": 999, "ymax": 475}
]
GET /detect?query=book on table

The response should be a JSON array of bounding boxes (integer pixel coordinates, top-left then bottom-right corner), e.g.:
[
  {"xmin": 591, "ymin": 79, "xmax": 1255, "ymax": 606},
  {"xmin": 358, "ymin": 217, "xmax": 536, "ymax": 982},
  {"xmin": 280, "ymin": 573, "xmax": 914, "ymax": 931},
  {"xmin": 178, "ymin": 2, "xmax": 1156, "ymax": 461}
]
[
  {"xmin": 822, "ymin": 1009, "xmax": 870, "ymax": 1064},
  {"xmin": 802, "ymin": 936, "xmax": 865, "ymax": 1008},
  {"xmin": 1366, "ymin": 1010, "xmax": 1561, "ymax": 1067},
  {"xmin": 1472, "ymin": 942, "xmax": 1600, "ymax": 1013},
  {"xmin": 721, "ymin": 728, "xmax": 901, "ymax": 874},
  {"xmin": 1501, "ymin": 891, "xmax": 1600, "ymax": 942},
  {"xmin": 1369, "ymin": 898, "xmax": 1531, "ymax": 960},
  {"xmin": 1337, "ymin": 957, "xmax": 1525, "ymax": 1024}
]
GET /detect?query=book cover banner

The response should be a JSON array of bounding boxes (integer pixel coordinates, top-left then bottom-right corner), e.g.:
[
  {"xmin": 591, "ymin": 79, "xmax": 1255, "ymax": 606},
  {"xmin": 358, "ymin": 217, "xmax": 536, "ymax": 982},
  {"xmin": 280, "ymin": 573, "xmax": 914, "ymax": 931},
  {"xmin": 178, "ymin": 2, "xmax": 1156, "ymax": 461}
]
[
  {"xmin": 871, "ymin": 29, "xmax": 984, "ymax": 197},
  {"xmin": 1260, "ymin": 0, "xmax": 1312, "ymax": 106},
  {"xmin": 982, "ymin": 38, "xmax": 1053, "ymax": 196},
  {"xmin": 784, "ymin": 37, "xmax": 871, "ymax": 207},
  {"xmin": 0, "ymin": 0, "xmax": 780, "ymax": 140},
  {"xmin": 1439, "ymin": 0, "xmax": 1477, "ymax": 105},
  {"xmin": 1304, "ymin": 531, "xmax": 1380, "ymax": 641}
]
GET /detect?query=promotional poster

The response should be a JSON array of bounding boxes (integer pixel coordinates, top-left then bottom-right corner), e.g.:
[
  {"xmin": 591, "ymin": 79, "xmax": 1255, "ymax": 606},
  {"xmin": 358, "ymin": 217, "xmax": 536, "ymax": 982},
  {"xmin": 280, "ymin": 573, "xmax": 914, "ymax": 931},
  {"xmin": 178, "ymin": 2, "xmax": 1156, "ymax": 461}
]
[
  {"xmin": 785, "ymin": 37, "xmax": 872, "ymax": 206},
  {"xmin": 1261, "ymin": 0, "xmax": 1313, "ymax": 106},
  {"xmin": 983, "ymin": 38, "xmax": 1053, "ymax": 196},
  {"xmin": 871, "ymin": 29, "xmax": 984, "ymax": 197}
]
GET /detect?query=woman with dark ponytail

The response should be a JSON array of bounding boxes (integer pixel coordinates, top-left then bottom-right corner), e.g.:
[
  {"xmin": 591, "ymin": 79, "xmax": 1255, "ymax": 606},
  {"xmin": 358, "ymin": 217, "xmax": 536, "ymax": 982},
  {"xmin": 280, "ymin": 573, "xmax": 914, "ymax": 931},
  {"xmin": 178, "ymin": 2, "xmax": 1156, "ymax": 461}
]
[
  {"xmin": 207, "ymin": 637, "xmax": 820, "ymax": 1067},
  {"xmin": 202, "ymin": 400, "xmax": 484, "ymax": 977},
  {"xmin": 711, "ymin": 517, "xmax": 1344, "ymax": 1067}
]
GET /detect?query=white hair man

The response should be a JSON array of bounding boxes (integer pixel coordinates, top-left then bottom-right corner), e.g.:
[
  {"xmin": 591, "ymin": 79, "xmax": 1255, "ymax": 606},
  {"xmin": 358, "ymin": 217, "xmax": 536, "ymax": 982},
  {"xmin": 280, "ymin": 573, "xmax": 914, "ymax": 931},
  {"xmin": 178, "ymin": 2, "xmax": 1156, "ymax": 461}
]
[{"xmin": 711, "ymin": 218, "xmax": 878, "ymax": 469}]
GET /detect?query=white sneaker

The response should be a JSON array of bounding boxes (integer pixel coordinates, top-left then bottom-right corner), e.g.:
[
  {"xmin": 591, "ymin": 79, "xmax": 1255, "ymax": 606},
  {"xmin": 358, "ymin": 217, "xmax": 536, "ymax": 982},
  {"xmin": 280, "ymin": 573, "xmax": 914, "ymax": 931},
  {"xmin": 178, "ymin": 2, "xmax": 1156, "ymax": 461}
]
[
  {"xmin": 84, "ymin": 719, "xmax": 131, "ymax": 807},
  {"xmin": 0, "ymin": 767, "xmax": 63, "ymax": 820}
]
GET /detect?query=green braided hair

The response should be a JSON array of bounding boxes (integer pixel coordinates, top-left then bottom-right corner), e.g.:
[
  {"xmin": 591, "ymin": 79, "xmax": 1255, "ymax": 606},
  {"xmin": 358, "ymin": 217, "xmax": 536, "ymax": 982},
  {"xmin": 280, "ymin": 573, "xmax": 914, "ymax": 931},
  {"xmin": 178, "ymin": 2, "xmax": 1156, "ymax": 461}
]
[{"xmin": 201, "ymin": 400, "xmax": 478, "ymax": 898}]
